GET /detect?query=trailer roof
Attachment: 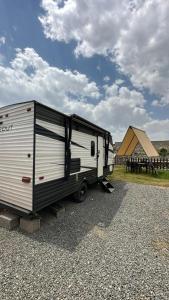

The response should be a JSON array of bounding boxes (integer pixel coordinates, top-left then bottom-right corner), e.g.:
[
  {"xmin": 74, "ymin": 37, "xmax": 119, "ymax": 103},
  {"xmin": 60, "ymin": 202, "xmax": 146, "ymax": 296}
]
[
  {"xmin": 0, "ymin": 100, "xmax": 36, "ymax": 110},
  {"xmin": 37, "ymin": 101, "xmax": 110, "ymax": 134},
  {"xmin": 0, "ymin": 100, "xmax": 111, "ymax": 135},
  {"xmin": 71, "ymin": 114, "xmax": 110, "ymax": 134}
]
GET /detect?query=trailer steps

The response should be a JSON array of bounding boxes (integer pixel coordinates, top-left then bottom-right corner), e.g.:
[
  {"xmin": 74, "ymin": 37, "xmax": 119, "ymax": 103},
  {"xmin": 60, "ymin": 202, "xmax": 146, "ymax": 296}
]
[{"xmin": 100, "ymin": 177, "xmax": 114, "ymax": 193}]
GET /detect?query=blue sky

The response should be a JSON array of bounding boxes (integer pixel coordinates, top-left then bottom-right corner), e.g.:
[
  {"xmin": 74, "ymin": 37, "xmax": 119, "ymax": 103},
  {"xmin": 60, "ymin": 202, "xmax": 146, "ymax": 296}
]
[
  {"xmin": 0, "ymin": 0, "xmax": 169, "ymax": 141},
  {"xmin": 0, "ymin": 0, "xmax": 124, "ymax": 88}
]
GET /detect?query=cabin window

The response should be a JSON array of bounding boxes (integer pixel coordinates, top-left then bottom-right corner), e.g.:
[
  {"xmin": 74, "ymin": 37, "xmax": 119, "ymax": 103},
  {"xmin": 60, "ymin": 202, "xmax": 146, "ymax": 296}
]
[{"xmin": 91, "ymin": 141, "xmax": 95, "ymax": 156}]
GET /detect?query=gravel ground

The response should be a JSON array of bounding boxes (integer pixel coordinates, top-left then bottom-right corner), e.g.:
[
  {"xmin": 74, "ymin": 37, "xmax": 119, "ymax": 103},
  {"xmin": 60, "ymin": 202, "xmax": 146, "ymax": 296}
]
[{"xmin": 0, "ymin": 181, "xmax": 169, "ymax": 300}]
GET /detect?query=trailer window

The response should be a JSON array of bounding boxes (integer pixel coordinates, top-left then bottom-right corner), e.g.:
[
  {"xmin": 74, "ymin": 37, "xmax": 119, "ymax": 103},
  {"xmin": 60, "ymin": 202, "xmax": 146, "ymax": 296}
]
[{"xmin": 91, "ymin": 141, "xmax": 95, "ymax": 156}]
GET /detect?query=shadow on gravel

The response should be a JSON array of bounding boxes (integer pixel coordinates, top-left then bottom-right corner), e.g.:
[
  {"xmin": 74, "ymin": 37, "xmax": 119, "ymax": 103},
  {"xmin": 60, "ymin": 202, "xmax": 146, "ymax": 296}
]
[{"xmin": 29, "ymin": 181, "xmax": 128, "ymax": 252}]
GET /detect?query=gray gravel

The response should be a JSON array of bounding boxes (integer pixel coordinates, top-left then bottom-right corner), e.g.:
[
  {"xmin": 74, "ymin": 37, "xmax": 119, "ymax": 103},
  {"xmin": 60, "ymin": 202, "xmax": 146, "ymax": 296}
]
[{"xmin": 1, "ymin": 181, "xmax": 169, "ymax": 300}]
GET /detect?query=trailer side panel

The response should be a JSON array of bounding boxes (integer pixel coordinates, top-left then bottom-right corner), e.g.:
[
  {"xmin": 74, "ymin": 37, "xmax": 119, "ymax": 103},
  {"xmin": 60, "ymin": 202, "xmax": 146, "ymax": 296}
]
[
  {"xmin": 0, "ymin": 102, "xmax": 34, "ymax": 211},
  {"xmin": 71, "ymin": 129, "xmax": 97, "ymax": 173},
  {"xmin": 35, "ymin": 119, "xmax": 65, "ymax": 184}
]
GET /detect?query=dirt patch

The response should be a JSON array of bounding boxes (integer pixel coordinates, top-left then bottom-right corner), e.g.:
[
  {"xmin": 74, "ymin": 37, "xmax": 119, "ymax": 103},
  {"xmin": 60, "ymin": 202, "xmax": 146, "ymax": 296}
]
[
  {"xmin": 152, "ymin": 239, "xmax": 169, "ymax": 256},
  {"xmin": 92, "ymin": 225, "xmax": 107, "ymax": 239}
]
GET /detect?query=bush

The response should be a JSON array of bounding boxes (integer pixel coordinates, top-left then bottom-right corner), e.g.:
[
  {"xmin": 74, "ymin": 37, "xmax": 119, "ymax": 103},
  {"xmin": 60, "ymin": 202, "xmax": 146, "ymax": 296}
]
[{"xmin": 159, "ymin": 148, "xmax": 168, "ymax": 157}]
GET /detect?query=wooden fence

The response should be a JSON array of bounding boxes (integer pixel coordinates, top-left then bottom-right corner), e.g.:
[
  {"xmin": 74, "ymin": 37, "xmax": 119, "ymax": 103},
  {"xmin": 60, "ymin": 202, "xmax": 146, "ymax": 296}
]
[{"xmin": 115, "ymin": 156, "xmax": 169, "ymax": 170}]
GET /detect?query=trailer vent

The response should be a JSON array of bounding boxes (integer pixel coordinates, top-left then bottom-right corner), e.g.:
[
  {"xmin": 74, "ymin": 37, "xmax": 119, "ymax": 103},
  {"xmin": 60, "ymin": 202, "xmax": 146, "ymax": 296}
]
[{"xmin": 22, "ymin": 177, "xmax": 31, "ymax": 183}]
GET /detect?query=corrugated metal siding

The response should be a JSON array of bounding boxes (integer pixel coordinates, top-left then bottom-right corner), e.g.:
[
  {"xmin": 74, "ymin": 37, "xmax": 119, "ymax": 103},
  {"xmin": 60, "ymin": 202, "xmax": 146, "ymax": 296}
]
[
  {"xmin": 0, "ymin": 102, "xmax": 34, "ymax": 211},
  {"xmin": 35, "ymin": 119, "xmax": 65, "ymax": 184},
  {"xmin": 71, "ymin": 130, "xmax": 97, "ymax": 173}
]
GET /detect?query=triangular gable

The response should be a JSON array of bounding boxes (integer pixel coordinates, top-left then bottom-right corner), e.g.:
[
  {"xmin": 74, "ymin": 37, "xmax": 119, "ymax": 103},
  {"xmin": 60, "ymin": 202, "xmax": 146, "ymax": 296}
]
[{"xmin": 117, "ymin": 126, "xmax": 159, "ymax": 157}]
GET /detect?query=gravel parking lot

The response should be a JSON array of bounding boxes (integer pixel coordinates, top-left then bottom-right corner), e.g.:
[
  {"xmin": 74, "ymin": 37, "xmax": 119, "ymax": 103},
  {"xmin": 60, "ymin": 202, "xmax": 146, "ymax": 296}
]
[{"xmin": 0, "ymin": 181, "xmax": 169, "ymax": 300}]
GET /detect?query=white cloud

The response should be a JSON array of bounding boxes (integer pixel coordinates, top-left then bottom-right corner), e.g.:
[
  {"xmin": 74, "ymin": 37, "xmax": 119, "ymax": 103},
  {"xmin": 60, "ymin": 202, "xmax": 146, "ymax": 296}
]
[
  {"xmin": 103, "ymin": 76, "xmax": 110, "ymax": 82},
  {"xmin": 39, "ymin": 0, "xmax": 169, "ymax": 106},
  {"xmin": 0, "ymin": 36, "xmax": 6, "ymax": 46},
  {"xmin": 115, "ymin": 79, "xmax": 124, "ymax": 86},
  {"xmin": 0, "ymin": 37, "xmax": 5, "ymax": 65},
  {"xmin": 0, "ymin": 47, "xmax": 146, "ymax": 141},
  {"xmin": 0, "ymin": 48, "xmax": 99, "ymax": 109},
  {"xmin": 152, "ymin": 99, "xmax": 163, "ymax": 107},
  {"xmin": 39, "ymin": 0, "xmax": 130, "ymax": 57},
  {"xmin": 0, "ymin": 53, "xmax": 5, "ymax": 65},
  {"xmin": 116, "ymin": 0, "xmax": 169, "ymax": 106},
  {"xmin": 0, "ymin": 47, "xmax": 168, "ymax": 141},
  {"xmin": 143, "ymin": 120, "xmax": 169, "ymax": 141}
]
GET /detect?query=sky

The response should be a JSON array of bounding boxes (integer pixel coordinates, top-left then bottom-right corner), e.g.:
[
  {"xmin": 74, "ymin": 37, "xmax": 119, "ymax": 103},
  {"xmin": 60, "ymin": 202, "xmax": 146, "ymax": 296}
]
[{"xmin": 0, "ymin": 0, "xmax": 169, "ymax": 142}]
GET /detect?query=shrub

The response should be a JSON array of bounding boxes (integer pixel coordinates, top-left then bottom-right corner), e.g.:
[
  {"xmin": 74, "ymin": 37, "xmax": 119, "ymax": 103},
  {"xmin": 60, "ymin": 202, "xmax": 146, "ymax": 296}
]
[{"xmin": 159, "ymin": 148, "xmax": 168, "ymax": 157}]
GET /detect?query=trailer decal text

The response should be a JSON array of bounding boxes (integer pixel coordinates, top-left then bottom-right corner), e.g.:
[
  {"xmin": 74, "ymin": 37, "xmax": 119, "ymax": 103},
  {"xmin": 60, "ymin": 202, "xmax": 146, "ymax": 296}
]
[{"xmin": 0, "ymin": 125, "xmax": 13, "ymax": 132}]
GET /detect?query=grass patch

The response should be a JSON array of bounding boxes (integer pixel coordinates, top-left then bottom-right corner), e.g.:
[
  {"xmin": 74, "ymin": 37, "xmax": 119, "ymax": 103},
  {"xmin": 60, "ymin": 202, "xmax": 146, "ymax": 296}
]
[{"xmin": 109, "ymin": 165, "xmax": 169, "ymax": 187}]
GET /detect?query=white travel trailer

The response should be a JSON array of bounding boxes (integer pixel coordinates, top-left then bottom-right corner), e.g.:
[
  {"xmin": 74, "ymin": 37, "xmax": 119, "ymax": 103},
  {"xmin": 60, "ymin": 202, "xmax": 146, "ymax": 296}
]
[{"xmin": 0, "ymin": 101, "xmax": 114, "ymax": 215}]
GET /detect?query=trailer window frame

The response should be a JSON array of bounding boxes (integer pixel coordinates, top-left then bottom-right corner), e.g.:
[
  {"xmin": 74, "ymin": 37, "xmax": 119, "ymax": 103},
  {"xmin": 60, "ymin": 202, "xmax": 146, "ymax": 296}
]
[{"xmin": 91, "ymin": 140, "xmax": 95, "ymax": 157}]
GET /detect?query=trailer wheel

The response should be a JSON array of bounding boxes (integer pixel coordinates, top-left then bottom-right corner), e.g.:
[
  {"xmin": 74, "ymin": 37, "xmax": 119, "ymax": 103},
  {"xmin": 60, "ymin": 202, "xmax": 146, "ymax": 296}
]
[{"xmin": 73, "ymin": 182, "xmax": 88, "ymax": 203}]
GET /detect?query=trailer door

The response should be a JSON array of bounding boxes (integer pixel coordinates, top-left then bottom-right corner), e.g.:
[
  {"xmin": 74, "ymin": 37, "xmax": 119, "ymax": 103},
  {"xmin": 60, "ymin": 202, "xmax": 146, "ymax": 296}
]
[{"xmin": 97, "ymin": 136, "xmax": 104, "ymax": 177}]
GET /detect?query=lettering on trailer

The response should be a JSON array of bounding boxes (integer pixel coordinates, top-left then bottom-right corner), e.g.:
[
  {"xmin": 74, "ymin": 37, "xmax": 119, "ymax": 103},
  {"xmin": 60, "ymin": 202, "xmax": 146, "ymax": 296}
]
[{"xmin": 0, "ymin": 125, "xmax": 13, "ymax": 133}]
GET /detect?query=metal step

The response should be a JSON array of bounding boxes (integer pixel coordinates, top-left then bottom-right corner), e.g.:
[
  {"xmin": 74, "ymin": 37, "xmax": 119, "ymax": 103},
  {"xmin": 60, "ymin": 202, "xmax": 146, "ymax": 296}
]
[
  {"xmin": 100, "ymin": 178, "xmax": 114, "ymax": 193},
  {"xmin": 107, "ymin": 187, "xmax": 114, "ymax": 193},
  {"xmin": 102, "ymin": 181, "xmax": 109, "ymax": 185}
]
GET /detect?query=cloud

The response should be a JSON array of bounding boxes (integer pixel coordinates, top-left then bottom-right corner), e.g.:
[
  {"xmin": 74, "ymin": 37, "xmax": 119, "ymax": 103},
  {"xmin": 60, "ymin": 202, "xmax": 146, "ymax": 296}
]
[
  {"xmin": 0, "ymin": 48, "xmax": 99, "ymax": 109},
  {"xmin": 103, "ymin": 76, "xmax": 110, "ymax": 82},
  {"xmin": 0, "ymin": 47, "xmax": 168, "ymax": 141},
  {"xmin": 115, "ymin": 79, "xmax": 124, "ymax": 86},
  {"xmin": 116, "ymin": 0, "xmax": 169, "ymax": 106},
  {"xmin": 0, "ymin": 36, "xmax": 5, "ymax": 65},
  {"xmin": 39, "ymin": 0, "xmax": 129, "ymax": 57},
  {"xmin": 0, "ymin": 53, "xmax": 5, "ymax": 65},
  {"xmin": 96, "ymin": 65, "xmax": 101, "ymax": 71},
  {"xmin": 0, "ymin": 36, "xmax": 6, "ymax": 46},
  {"xmin": 39, "ymin": 0, "xmax": 169, "ymax": 106},
  {"xmin": 0, "ymin": 48, "xmax": 146, "ymax": 139},
  {"xmin": 143, "ymin": 120, "xmax": 169, "ymax": 141}
]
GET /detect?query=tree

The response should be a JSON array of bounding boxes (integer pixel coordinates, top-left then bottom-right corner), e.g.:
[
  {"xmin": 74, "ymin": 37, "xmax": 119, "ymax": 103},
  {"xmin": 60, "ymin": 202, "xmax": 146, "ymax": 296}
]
[{"xmin": 159, "ymin": 148, "xmax": 168, "ymax": 157}]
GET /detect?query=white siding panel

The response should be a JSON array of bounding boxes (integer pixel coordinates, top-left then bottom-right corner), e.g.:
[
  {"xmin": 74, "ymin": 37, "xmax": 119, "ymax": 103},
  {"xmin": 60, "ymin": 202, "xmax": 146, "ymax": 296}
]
[
  {"xmin": 108, "ymin": 143, "xmax": 115, "ymax": 165},
  {"xmin": 35, "ymin": 119, "xmax": 65, "ymax": 184},
  {"xmin": 36, "ymin": 119, "xmax": 65, "ymax": 136},
  {"xmin": 71, "ymin": 130, "xmax": 97, "ymax": 173},
  {"xmin": 103, "ymin": 139, "xmax": 105, "ymax": 165},
  {"xmin": 35, "ymin": 135, "xmax": 65, "ymax": 185},
  {"xmin": 0, "ymin": 102, "xmax": 34, "ymax": 211},
  {"xmin": 98, "ymin": 136, "xmax": 104, "ymax": 176}
]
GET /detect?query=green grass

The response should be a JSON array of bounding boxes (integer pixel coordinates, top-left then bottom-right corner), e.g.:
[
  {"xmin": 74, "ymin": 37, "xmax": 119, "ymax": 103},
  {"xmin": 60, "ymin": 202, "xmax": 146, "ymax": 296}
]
[{"xmin": 109, "ymin": 165, "xmax": 169, "ymax": 187}]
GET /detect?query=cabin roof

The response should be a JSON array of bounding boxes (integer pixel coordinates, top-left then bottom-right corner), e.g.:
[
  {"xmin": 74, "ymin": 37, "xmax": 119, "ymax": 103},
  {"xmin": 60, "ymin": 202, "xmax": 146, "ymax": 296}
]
[{"xmin": 117, "ymin": 126, "xmax": 159, "ymax": 157}]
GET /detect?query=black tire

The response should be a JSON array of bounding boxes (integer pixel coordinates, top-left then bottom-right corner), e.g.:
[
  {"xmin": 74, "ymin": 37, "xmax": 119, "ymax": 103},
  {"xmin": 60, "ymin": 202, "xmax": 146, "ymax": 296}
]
[{"xmin": 73, "ymin": 182, "xmax": 88, "ymax": 203}]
